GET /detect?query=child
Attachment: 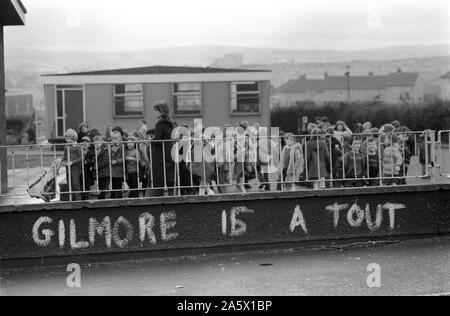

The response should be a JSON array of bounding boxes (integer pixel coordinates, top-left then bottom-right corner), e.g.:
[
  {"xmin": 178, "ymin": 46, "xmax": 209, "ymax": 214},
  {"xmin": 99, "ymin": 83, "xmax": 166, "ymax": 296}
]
[
  {"xmin": 63, "ymin": 129, "xmax": 83, "ymax": 201},
  {"xmin": 382, "ymin": 134, "xmax": 404, "ymax": 186},
  {"xmin": 109, "ymin": 131, "xmax": 125, "ymax": 199},
  {"xmin": 279, "ymin": 133, "xmax": 304, "ymax": 191},
  {"xmin": 306, "ymin": 128, "xmax": 330, "ymax": 190},
  {"xmin": 343, "ymin": 137, "xmax": 366, "ymax": 187},
  {"xmin": 126, "ymin": 136, "xmax": 139, "ymax": 198},
  {"xmin": 96, "ymin": 131, "xmax": 124, "ymax": 199},
  {"xmin": 397, "ymin": 127, "xmax": 413, "ymax": 184},
  {"xmin": 366, "ymin": 137, "xmax": 380, "ymax": 186},
  {"xmin": 95, "ymin": 133, "xmax": 110, "ymax": 200},
  {"xmin": 80, "ymin": 136, "xmax": 95, "ymax": 200}
]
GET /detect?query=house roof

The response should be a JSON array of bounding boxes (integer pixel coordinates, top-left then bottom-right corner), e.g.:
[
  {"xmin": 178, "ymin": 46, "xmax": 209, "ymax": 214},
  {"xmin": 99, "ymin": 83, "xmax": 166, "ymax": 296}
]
[
  {"xmin": 276, "ymin": 72, "xmax": 419, "ymax": 94},
  {"xmin": 0, "ymin": 0, "xmax": 27, "ymax": 25},
  {"xmin": 44, "ymin": 65, "xmax": 270, "ymax": 77},
  {"xmin": 385, "ymin": 72, "xmax": 419, "ymax": 87}
]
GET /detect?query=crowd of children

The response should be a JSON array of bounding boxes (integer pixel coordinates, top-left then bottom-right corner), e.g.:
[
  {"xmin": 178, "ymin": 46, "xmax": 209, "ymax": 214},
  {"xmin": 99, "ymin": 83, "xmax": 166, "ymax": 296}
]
[
  {"xmin": 277, "ymin": 116, "xmax": 428, "ymax": 191},
  {"xmin": 61, "ymin": 108, "xmax": 430, "ymax": 200}
]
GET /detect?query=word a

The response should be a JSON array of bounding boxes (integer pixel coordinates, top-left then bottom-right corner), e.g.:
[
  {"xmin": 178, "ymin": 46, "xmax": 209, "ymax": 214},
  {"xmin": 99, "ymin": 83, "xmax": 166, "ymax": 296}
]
[
  {"xmin": 66, "ymin": 263, "xmax": 81, "ymax": 288},
  {"xmin": 367, "ymin": 263, "xmax": 382, "ymax": 288}
]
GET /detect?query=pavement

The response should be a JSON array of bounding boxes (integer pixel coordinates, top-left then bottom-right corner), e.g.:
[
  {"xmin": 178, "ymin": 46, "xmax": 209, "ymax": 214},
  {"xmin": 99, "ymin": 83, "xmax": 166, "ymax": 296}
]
[{"xmin": 0, "ymin": 236, "xmax": 449, "ymax": 296}]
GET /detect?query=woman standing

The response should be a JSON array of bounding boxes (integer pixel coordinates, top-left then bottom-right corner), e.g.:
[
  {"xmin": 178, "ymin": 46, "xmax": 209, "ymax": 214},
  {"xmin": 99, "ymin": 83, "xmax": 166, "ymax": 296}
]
[{"xmin": 151, "ymin": 101, "xmax": 176, "ymax": 196}]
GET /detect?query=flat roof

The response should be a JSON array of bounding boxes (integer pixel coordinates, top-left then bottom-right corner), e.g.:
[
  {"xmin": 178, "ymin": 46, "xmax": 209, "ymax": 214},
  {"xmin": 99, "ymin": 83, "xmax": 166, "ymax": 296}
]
[
  {"xmin": 43, "ymin": 65, "xmax": 270, "ymax": 77},
  {"xmin": 42, "ymin": 65, "xmax": 272, "ymax": 85},
  {"xmin": 0, "ymin": 0, "xmax": 27, "ymax": 26}
]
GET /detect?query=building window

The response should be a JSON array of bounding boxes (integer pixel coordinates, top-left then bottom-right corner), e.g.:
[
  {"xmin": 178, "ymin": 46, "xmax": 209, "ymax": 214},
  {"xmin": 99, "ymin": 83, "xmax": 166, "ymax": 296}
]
[
  {"xmin": 231, "ymin": 82, "xmax": 260, "ymax": 114},
  {"xmin": 173, "ymin": 83, "xmax": 202, "ymax": 116},
  {"xmin": 114, "ymin": 84, "xmax": 144, "ymax": 117}
]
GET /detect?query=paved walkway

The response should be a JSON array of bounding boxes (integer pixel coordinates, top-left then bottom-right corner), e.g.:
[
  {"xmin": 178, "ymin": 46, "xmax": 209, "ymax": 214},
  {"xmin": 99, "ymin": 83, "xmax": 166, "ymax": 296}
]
[{"xmin": 0, "ymin": 237, "xmax": 448, "ymax": 296}]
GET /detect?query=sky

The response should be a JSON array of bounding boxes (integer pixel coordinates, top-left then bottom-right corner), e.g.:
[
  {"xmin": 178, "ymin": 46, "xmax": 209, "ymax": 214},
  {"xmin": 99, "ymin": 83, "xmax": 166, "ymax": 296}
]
[{"xmin": 4, "ymin": 0, "xmax": 450, "ymax": 52}]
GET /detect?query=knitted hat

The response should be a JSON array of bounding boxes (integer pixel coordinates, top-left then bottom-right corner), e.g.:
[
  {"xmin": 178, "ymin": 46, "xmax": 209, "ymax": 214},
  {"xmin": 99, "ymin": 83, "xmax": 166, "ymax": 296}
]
[{"xmin": 89, "ymin": 128, "xmax": 102, "ymax": 140}]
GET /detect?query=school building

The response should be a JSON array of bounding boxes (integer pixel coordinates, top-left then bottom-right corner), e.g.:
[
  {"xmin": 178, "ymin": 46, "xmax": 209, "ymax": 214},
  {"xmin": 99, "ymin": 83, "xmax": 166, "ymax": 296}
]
[{"xmin": 42, "ymin": 66, "xmax": 272, "ymax": 140}]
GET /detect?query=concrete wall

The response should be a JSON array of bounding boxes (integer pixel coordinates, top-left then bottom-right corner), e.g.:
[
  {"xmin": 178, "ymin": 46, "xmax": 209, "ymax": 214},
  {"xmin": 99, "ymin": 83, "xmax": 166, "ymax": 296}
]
[
  {"xmin": 1, "ymin": 185, "xmax": 449, "ymax": 260},
  {"xmin": 45, "ymin": 80, "xmax": 271, "ymax": 139}
]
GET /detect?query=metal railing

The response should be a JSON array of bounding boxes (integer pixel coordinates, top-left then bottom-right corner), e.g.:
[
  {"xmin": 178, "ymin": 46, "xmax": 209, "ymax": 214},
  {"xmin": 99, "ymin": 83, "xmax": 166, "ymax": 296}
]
[
  {"xmin": 437, "ymin": 130, "xmax": 450, "ymax": 177},
  {"xmin": 0, "ymin": 130, "xmax": 444, "ymax": 203}
]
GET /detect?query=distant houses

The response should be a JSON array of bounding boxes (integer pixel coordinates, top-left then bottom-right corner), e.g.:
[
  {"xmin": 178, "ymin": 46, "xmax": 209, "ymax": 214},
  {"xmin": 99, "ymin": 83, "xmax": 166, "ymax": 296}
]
[{"xmin": 272, "ymin": 70, "xmax": 425, "ymax": 107}]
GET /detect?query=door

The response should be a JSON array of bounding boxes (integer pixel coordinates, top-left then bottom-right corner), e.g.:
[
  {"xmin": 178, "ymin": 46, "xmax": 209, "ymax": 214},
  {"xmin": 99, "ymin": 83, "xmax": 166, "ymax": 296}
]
[{"xmin": 56, "ymin": 86, "xmax": 84, "ymax": 138}]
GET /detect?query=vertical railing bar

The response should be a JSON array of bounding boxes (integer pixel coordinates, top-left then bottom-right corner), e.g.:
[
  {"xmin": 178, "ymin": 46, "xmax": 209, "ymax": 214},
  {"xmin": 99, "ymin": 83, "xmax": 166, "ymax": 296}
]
[
  {"xmin": 81, "ymin": 143, "xmax": 86, "ymax": 196},
  {"xmin": 149, "ymin": 139, "xmax": 154, "ymax": 189},
  {"xmin": 122, "ymin": 142, "xmax": 126, "ymax": 197},
  {"xmin": 26, "ymin": 146, "xmax": 30, "ymax": 191},
  {"xmin": 162, "ymin": 140, "xmax": 167, "ymax": 192},
  {"xmin": 108, "ymin": 143, "xmax": 112, "ymax": 192},
  {"xmin": 136, "ymin": 141, "xmax": 141, "ymax": 195},
  {"xmin": 414, "ymin": 133, "xmax": 418, "ymax": 177},
  {"xmin": 12, "ymin": 149, "xmax": 16, "ymax": 196},
  {"xmin": 67, "ymin": 144, "xmax": 72, "ymax": 202}
]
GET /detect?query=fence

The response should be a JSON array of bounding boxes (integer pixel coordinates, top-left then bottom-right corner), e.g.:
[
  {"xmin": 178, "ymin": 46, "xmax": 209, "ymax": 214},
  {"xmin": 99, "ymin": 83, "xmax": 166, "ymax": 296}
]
[
  {"xmin": 437, "ymin": 130, "xmax": 450, "ymax": 177},
  {"xmin": 0, "ymin": 130, "xmax": 443, "ymax": 203}
]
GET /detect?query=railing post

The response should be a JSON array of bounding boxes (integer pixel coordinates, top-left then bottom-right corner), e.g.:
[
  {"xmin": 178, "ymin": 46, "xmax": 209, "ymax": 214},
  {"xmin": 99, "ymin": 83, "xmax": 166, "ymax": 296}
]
[
  {"xmin": 429, "ymin": 130, "xmax": 438, "ymax": 184},
  {"xmin": 0, "ymin": 26, "xmax": 8, "ymax": 194}
]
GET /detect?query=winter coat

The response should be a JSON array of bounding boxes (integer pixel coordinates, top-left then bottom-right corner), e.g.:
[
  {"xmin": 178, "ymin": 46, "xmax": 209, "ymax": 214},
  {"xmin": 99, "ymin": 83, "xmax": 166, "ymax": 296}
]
[
  {"xmin": 306, "ymin": 138, "xmax": 330, "ymax": 179},
  {"xmin": 97, "ymin": 145, "xmax": 125, "ymax": 179},
  {"xmin": 344, "ymin": 150, "xmax": 366, "ymax": 178},
  {"xmin": 382, "ymin": 145, "xmax": 403, "ymax": 176},
  {"xmin": 82, "ymin": 146, "xmax": 96, "ymax": 188},
  {"xmin": 280, "ymin": 143, "xmax": 305, "ymax": 183},
  {"xmin": 126, "ymin": 148, "xmax": 138, "ymax": 174},
  {"xmin": 151, "ymin": 117, "xmax": 176, "ymax": 188},
  {"xmin": 64, "ymin": 144, "xmax": 83, "ymax": 173}
]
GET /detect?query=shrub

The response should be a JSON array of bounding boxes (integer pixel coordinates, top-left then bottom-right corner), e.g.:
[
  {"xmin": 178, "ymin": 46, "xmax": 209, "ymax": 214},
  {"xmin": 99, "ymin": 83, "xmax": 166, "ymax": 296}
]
[{"xmin": 271, "ymin": 101, "xmax": 450, "ymax": 133}]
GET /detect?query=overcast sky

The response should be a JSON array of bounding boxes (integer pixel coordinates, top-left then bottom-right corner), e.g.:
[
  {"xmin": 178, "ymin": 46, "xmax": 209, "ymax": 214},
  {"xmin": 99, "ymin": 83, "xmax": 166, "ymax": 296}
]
[{"xmin": 4, "ymin": 0, "xmax": 450, "ymax": 51}]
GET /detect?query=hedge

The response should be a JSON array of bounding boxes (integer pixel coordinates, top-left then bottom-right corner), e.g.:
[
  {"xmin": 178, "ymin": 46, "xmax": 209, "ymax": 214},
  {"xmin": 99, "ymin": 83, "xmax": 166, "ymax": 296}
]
[{"xmin": 271, "ymin": 101, "xmax": 450, "ymax": 134}]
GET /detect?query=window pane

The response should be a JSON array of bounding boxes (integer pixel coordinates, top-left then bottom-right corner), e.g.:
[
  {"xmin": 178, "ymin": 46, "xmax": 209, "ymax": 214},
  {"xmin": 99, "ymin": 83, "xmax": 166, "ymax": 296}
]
[
  {"xmin": 173, "ymin": 83, "xmax": 202, "ymax": 115},
  {"xmin": 175, "ymin": 83, "xmax": 201, "ymax": 93},
  {"xmin": 236, "ymin": 82, "xmax": 259, "ymax": 92},
  {"xmin": 174, "ymin": 96, "xmax": 202, "ymax": 115},
  {"xmin": 57, "ymin": 119, "xmax": 64, "ymax": 137},
  {"xmin": 233, "ymin": 94, "xmax": 260, "ymax": 113},
  {"xmin": 114, "ymin": 84, "xmax": 144, "ymax": 117},
  {"xmin": 114, "ymin": 96, "xmax": 144, "ymax": 117},
  {"xmin": 125, "ymin": 84, "xmax": 143, "ymax": 94},
  {"xmin": 124, "ymin": 96, "xmax": 144, "ymax": 112},
  {"xmin": 57, "ymin": 90, "xmax": 63, "ymax": 117},
  {"xmin": 115, "ymin": 84, "xmax": 125, "ymax": 95}
]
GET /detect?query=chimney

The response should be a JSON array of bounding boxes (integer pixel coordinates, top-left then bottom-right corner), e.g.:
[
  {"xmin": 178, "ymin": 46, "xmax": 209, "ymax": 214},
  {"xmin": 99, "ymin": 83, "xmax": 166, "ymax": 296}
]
[{"xmin": 324, "ymin": 72, "xmax": 328, "ymax": 79}]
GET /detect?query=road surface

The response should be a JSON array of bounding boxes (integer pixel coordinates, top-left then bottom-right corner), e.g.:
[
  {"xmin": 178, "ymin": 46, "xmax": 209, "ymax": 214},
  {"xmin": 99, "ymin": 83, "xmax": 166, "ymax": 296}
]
[{"xmin": 1, "ymin": 237, "xmax": 449, "ymax": 296}]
